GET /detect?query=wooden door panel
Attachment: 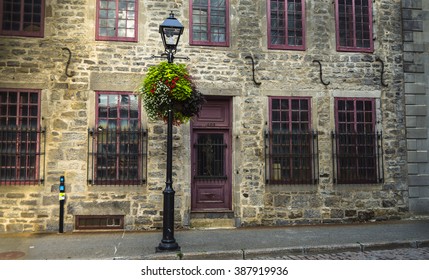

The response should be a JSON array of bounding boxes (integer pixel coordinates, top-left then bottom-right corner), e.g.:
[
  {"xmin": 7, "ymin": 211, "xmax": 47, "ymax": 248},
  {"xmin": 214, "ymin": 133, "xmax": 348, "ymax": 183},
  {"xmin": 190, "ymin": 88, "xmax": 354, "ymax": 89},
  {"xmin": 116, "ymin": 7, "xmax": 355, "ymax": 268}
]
[{"xmin": 191, "ymin": 99, "xmax": 232, "ymax": 211}]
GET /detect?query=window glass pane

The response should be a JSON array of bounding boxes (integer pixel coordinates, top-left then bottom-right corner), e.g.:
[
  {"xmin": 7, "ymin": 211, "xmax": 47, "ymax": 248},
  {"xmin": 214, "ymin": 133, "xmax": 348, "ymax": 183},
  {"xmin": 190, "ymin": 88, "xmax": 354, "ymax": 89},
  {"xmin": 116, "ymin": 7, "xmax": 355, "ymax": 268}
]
[
  {"xmin": 270, "ymin": 0, "xmax": 304, "ymax": 48},
  {"xmin": 97, "ymin": 0, "xmax": 137, "ymax": 40},
  {"xmin": 192, "ymin": 0, "xmax": 227, "ymax": 44},
  {"xmin": 1, "ymin": 0, "xmax": 42, "ymax": 35},
  {"xmin": 337, "ymin": 0, "xmax": 371, "ymax": 50},
  {"xmin": 126, "ymin": 29, "xmax": 134, "ymax": 37}
]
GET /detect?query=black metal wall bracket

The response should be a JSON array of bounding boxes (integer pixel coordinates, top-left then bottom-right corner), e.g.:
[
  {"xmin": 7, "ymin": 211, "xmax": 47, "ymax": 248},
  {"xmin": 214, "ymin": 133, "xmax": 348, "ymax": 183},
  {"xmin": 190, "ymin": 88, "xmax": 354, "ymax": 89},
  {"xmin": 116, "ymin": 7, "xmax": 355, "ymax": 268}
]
[
  {"xmin": 376, "ymin": 57, "xmax": 388, "ymax": 87},
  {"xmin": 245, "ymin": 55, "xmax": 262, "ymax": 86},
  {"xmin": 151, "ymin": 53, "xmax": 190, "ymax": 61},
  {"xmin": 62, "ymin": 47, "xmax": 73, "ymax": 77},
  {"xmin": 313, "ymin": 60, "xmax": 330, "ymax": 86}
]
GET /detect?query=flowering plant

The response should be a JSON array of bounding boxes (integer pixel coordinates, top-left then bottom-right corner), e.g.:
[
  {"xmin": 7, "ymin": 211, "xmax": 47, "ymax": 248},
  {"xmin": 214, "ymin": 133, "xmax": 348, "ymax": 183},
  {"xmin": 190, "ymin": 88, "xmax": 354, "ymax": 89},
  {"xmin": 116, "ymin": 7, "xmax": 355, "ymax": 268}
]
[{"xmin": 137, "ymin": 61, "xmax": 205, "ymax": 125}]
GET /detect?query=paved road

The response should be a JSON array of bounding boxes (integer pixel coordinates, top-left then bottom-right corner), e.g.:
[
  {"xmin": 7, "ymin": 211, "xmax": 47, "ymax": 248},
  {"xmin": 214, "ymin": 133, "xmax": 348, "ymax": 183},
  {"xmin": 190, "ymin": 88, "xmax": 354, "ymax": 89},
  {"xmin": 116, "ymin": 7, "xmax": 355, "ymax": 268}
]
[{"xmin": 251, "ymin": 247, "xmax": 429, "ymax": 260}]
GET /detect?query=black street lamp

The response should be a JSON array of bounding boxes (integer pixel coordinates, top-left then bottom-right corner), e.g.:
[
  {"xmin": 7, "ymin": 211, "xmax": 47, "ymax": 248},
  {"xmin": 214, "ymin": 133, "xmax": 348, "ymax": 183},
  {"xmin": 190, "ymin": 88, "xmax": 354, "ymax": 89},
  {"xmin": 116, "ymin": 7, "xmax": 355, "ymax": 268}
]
[
  {"xmin": 156, "ymin": 12, "xmax": 184, "ymax": 252},
  {"xmin": 159, "ymin": 12, "xmax": 184, "ymax": 63}
]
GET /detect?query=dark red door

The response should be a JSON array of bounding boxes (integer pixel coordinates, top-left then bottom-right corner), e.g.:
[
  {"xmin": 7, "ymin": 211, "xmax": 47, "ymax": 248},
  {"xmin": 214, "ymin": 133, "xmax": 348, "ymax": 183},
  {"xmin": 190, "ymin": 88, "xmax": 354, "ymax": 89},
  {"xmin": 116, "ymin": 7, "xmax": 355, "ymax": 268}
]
[{"xmin": 191, "ymin": 99, "xmax": 232, "ymax": 211}]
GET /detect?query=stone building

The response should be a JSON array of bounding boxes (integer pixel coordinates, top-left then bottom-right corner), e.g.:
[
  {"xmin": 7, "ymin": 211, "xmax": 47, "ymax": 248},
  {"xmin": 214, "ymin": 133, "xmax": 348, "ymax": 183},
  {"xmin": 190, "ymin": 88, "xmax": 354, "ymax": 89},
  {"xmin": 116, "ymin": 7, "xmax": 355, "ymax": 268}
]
[
  {"xmin": 402, "ymin": 0, "xmax": 429, "ymax": 214},
  {"xmin": 0, "ymin": 0, "xmax": 408, "ymax": 233}
]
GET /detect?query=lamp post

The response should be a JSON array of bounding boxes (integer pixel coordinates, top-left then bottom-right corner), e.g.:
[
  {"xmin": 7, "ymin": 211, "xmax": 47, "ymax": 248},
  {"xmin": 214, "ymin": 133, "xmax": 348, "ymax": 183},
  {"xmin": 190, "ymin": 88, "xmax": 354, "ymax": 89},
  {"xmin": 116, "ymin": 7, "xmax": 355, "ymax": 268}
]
[{"xmin": 156, "ymin": 12, "xmax": 184, "ymax": 252}]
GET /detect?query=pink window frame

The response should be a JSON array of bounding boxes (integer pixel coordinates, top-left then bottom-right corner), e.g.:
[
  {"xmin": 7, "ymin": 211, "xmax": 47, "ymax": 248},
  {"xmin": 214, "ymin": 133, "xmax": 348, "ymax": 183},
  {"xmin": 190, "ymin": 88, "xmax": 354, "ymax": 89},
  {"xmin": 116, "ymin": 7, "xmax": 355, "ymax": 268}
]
[
  {"xmin": 189, "ymin": 0, "xmax": 230, "ymax": 47},
  {"xmin": 95, "ymin": 0, "xmax": 138, "ymax": 42},
  {"xmin": 267, "ymin": 0, "xmax": 306, "ymax": 51},
  {"xmin": 0, "ymin": 89, "xmax": 42, "ymax": 184},
  {"xmin": 335, "ymin": 97, "xmax": 376, "ymax": 133},
  {"xmin": 268, "ymin": 96, "xmax": 313, "ymax": 184},
  {"xmin": 335, "ymin": 0, "xmax": 373, "ymax": 53},
  {"xmin": 94, "ymin": 92, "xmax": 142, "ymax": 185},
  {"xmin": 0, "ymin": 0, "xmax": 45, "ymax": 37},
  {"xmin": 334, "ymin": 97, "xmax": 378, "ymax": 184}
]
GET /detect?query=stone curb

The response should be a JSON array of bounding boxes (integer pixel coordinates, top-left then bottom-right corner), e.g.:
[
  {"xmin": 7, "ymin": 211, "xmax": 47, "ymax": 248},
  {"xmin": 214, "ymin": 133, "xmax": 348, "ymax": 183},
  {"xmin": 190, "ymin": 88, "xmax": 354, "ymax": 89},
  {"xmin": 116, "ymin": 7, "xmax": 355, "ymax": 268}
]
[
  {"xmin": 140, "ymin": 250, "xmax": 244, "ymax": 260},
  {"xmin": 135, "ymin": 240, "xmax": 429, "ymax": 260},
  {"xmin": 359, "ymin": 240, "xmax": 429, "ymax": 251}
]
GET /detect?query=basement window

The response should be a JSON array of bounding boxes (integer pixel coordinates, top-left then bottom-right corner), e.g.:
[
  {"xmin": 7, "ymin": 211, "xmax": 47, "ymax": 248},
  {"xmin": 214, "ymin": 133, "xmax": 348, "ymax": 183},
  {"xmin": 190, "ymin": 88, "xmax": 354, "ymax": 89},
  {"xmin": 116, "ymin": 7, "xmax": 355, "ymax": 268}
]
[{"xmin": 75, "ymin": 215, "xmax": 124, "ymax": 230}]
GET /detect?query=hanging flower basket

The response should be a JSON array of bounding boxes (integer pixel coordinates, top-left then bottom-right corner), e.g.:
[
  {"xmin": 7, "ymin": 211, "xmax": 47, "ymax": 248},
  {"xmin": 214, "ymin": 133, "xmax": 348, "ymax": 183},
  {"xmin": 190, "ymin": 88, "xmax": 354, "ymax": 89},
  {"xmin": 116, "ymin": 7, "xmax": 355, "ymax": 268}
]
[{"xmin": 137, "ymin": 61, "xmax": 205, "ymax": 125}]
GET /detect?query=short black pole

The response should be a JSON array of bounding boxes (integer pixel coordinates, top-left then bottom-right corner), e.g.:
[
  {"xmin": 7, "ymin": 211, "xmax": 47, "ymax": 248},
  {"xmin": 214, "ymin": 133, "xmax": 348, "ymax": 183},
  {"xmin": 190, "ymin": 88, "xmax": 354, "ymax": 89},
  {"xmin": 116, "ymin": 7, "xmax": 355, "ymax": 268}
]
[
  {"xmin": 59, "ymin": 200, "xmax": 64, "ymax": 233},
  {"xmin": 59, "ymin": 176, "xmax": 65, "ymax": 233},
  {"xmin": 157, "ymin": 108, "xmax": 180, "ymax": 251}
]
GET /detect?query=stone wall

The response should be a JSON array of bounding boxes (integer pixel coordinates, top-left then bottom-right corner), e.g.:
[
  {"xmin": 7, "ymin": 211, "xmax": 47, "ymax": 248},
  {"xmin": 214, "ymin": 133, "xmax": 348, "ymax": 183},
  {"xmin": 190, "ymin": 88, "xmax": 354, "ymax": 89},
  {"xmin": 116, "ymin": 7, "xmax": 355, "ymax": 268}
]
[
  {"xmin": 402, "ymin": 0, "xmax": 429, "ymax": 213},
  {"xmin": 0, "ymin": 0, "xmax": 408, "ymax": 233}
]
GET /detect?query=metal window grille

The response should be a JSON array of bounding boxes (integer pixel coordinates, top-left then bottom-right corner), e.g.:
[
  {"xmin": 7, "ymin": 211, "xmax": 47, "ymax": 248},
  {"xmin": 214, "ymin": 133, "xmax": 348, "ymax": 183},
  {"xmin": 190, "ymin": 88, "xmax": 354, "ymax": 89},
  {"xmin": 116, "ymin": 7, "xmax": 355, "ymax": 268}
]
[
  {"xmin": 332, "ymin": 131, "xmax": 384, "ymax": 184},
  {"xmin": 194, "ymin": 133, "xmax": 227, "ymax": 180},
  {"xmin": 265, "ymin": 130, "xmax": 319, "ymax": 184},
  {"xmin": 0, "ymin": 127, "xmax": 46, "ymax": 185},
  {"xmin": 87, "ymin": 127, "xmax": 147, "ymax": 185}
]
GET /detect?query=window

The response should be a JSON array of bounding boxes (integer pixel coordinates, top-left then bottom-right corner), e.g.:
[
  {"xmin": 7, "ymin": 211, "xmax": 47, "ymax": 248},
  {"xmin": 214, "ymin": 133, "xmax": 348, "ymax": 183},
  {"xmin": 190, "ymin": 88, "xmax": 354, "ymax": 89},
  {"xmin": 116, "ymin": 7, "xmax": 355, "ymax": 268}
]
[
  {"xmin": 266, "ymin": 97, "xmax": 318, "ymax": 184},
  {"xmin": 0, "ymin": 89, "xmax": 44, "ymax": 185},
  {"xmin": 0, "ymin": 0, "xmax": 45, "ymax": 37},
  {"xmin": 190, "ymin": 0, "xmax": 229, "ymax": 46},
  {"xmin": 268, "ymin": 0, "xmax": 305, "ymax": 50},
  {"xmin": 333, "ymin": 98, "xmax": 383, "ymax": 184},
  {"xmin": 335, "ymin": 0, "xmax": 373, "ymax": 52},
  {"xmin": 96, "ymin": 0, "xmax": 138, "ymax": 42},
  {"xmin": 75, "ymin": 215, "xmax": 124, "ymax": 230},
  {"xmin": 88, "ymin": 92, "xmax": 146, "ymax": 185}
]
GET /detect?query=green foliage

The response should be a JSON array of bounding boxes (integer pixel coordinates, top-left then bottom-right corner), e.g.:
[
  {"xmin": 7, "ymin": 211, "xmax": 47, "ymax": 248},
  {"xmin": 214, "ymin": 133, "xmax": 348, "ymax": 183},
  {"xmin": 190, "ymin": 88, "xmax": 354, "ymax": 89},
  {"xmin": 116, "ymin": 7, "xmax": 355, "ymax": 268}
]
[
  {"xmin": 137, "ymin": 62, "xmax": 205, "ymax": 125},
  {"xmin": 142, "ymin": 62, "xmax": 192, "ymax": 101}
]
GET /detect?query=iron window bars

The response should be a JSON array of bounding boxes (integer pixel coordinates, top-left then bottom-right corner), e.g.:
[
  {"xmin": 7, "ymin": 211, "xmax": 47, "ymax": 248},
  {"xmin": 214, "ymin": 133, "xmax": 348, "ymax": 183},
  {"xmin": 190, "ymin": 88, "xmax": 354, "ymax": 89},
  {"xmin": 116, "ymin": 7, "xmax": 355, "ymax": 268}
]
[
  {"xmin": 332, "ymin": 130, "xmax": 384, "ymax": 184},
  {"xmin": 265, "ymin": 130, "xmax": 319, "ymax": 184},
  {"xmin": 87, "ymin": 127, "xmax": 147, "ymax": 186},
  {"xmin": 0, "ymin": 127, "xmax": 45, "ymax": 185}
]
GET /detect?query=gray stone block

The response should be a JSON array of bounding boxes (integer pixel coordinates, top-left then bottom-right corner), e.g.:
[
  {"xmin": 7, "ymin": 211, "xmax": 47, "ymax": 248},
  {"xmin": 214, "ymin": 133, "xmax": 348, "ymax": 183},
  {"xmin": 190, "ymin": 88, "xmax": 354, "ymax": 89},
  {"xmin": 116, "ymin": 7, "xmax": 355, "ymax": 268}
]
[
  {"xmin": 402, "ymin": 0, "xmax": 422, "ymax": 9},
  {"xmin": 407, "ymin": 128, "xmax": 428, "ymax": 139},
  {"xmin": 408, "ymin": 150, "xmax": 429, "ymax": 162},
  {"xmin": 408, "ymin": 174, "xmax": 429, "ymax": 185},
  {"xmin": 408, "ymin": 163, "xmax": 419, "ymax": 174},
  {"xmin": 409, "ymin": 198, "xmax": 429, "ymax": 214},
  {"xmin": 407, "ymin": 139, "xmax": 417, "ymax": 150},
  {"xmin": 405, "ymin": 83, "xmax": 427, "ymax": 94}
]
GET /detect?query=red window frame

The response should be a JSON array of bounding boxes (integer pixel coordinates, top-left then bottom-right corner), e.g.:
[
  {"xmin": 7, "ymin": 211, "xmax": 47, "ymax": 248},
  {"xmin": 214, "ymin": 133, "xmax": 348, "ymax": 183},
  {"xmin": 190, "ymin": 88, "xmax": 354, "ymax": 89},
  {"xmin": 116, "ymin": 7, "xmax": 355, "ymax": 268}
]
[
  {"xmin": 95, "ymin": 0, "xmax": 138, "ymax": 42},
  {"xmin": 267, "ymin": 0, "xmax": 306, "ymax": 50},
  {"xmin": 335, "ymin": 0, "xmax": 373, "ymax": 52},
  {"xmin": 94, "ymin": 92, "xmax": 143, "ymax": 185},
  {"xmin": 190, "ymin": 0, "xmax": 229, "ymax": 47},
  {"xmin": 268, "ymin": 97, "xmax": 315, "ymax": 184},
  {"xmin": 0, "ymin": 89, "xmax": 42, "ymax": 184},
  {"xmin": 0, "ymin": 0, "xmax": 45, "ymax": 37},
  {"xmin": 334, "ymin": 98, "xmax": 378, "ymax": 184}
]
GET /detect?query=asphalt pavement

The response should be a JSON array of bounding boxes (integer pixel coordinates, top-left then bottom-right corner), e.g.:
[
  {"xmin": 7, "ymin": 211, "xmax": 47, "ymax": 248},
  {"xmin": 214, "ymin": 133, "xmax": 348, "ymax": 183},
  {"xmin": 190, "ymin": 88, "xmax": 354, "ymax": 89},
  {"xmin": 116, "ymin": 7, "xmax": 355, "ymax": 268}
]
[{"xmin": 1, "ymin": 218, "xmax": 429, "ymax": 260}]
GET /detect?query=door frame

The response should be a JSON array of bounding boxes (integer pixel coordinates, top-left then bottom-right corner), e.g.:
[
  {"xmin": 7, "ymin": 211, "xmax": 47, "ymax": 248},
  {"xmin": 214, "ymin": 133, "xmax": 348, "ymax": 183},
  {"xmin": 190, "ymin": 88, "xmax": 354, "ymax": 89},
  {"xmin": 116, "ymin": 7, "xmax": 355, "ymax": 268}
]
[{"xmin": 190, "ymin": 97, "xmax": 232, "ymax": 211}]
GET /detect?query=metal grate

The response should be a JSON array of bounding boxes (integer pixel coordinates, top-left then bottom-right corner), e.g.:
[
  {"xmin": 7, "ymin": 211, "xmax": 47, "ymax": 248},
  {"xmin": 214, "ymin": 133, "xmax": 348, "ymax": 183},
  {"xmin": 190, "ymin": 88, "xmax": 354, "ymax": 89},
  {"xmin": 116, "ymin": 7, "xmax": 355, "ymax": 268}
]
[
  {"xmin": 0, "ymin": 127, "xmax": 45, "ymax": 185},
  {"xmin": 265, "ymin": 130, "xmax": 318, "ymax": 184},
  {"xmin": 75, "ymin": 215, "xmax": 124, "ymax": 230},
  {"xmin": 194, "ymin": 133, "xmax": 227, "ymax": 180},
  {"xmin": 332, "ymin": 131, "xmax": 384, "ymax": 184},
  {"xmin": 87, "ymin": 127, "xmax": 147, "ymax": 186}
]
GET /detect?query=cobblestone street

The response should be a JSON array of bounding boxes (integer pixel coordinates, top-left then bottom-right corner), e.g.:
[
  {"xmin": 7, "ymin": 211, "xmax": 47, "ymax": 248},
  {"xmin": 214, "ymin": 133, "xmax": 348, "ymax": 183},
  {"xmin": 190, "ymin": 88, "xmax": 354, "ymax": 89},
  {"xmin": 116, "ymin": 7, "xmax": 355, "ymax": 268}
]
[{"xmin": 253, "ymin": 247, "xmax": 429, "ymax": 260}]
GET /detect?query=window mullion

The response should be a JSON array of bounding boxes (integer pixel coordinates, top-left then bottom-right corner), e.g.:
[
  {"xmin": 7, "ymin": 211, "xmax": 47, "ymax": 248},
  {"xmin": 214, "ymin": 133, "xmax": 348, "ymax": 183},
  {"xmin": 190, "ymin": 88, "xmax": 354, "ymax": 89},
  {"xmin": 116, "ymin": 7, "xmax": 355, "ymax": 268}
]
[
  {"xmin": 207, "ymin": 0, "xmax": 212, "ymax": 41},
  {"xmin": 284, "ymin": 1, "xmax": 288, "ymax": 47},
  {"xmin": 352, "ymin": 0, "xmax": 357, "ymax": 48}
]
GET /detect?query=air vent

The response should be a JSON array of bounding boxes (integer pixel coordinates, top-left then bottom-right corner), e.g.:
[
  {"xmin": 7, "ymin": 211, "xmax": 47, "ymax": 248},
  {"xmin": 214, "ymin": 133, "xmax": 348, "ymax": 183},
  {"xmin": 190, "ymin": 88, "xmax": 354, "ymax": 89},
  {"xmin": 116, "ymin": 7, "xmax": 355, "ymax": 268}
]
[{"xmin": 75, "ymin": 215, "xmax": 124, "ymax": 230}]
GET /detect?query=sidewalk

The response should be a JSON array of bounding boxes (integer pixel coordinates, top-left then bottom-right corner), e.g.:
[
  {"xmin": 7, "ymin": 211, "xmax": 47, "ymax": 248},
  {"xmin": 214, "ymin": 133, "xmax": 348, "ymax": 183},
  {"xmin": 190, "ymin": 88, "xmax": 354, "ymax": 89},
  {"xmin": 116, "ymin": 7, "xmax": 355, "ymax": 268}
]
[{"xmin": 1, "ymin": 218, "xmax": 429, "ymax": 260}]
